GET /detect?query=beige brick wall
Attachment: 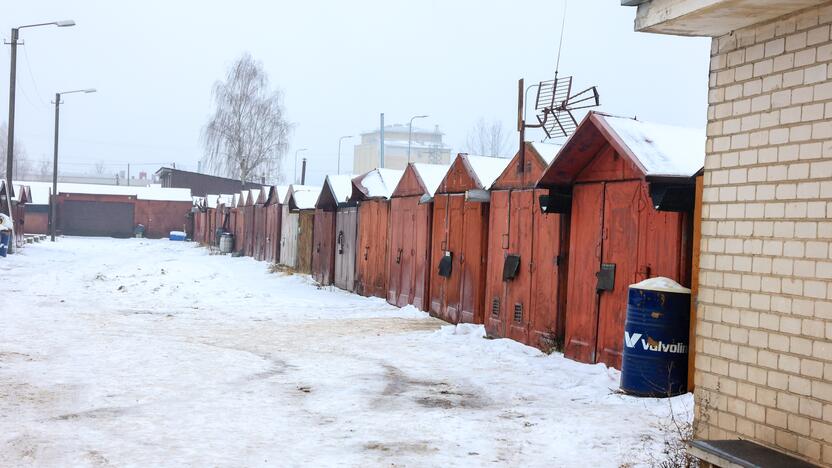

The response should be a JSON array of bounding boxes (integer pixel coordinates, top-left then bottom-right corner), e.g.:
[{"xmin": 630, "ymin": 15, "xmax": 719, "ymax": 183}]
[{"xmin": 698, "ymin": 3, "xmax": 832, "ymax": 464}]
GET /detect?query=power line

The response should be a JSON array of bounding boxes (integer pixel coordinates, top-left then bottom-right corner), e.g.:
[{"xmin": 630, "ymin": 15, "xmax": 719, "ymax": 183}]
[{"xmin": 21, "ymin": 45, "xmax": 48, "ymax": 107}]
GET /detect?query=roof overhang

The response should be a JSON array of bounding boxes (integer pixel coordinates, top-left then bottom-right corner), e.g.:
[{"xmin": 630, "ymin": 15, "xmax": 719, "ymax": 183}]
[{"xmin": 625, "ymin": 0, "xmax": 829, "ymax": 37}]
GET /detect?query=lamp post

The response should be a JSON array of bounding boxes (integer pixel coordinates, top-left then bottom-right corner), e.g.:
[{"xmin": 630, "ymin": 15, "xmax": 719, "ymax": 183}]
[
  {"xmin": 337, "ymin": 135, "xmax": 352, "ymax": 175},
  {"xmin": 5, "ymin": 19, "xmax": 75, "ymax": 252},
  {"xmin": 407, "ymin": 115, "xmax": 429, "ymax": 163},
  {"xmin": 294, "ymin": 148, "xmax": 307, "ymax": 184},
  {"xmin": 50, "ymin": 88, "xmax": 96, "ymax": 242}
]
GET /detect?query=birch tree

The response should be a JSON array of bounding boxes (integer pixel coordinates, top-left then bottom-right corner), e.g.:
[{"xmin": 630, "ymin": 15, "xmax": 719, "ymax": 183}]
[
  {"xmin": 464, "ymin": 118, "xmax": 511, "ymax": 158},
  {"xmin": 201, "ymin": 53, "xmax": 291, "ymax": 184}
]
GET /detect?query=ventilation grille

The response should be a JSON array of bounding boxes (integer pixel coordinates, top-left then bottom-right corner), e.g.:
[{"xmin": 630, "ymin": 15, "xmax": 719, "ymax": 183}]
[
  {"xmin": 491, "ymin": 297, "xmax": 500, "ymax": 318},
  {"xmin": 513, "ymin": 303, "xmax": 523, "ymax": 323}
]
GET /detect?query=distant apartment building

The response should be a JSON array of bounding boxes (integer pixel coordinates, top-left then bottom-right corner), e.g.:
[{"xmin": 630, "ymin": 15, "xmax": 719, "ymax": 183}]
[{"xmin": 353, "ymin": 124, "xmax": 452, "ymax": 174}]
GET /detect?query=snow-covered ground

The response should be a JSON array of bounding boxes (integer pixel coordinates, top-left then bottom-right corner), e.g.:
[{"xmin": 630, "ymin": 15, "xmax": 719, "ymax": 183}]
[{"xmin": 1, "ymin": 238, "xmax": 692, "ymax": 467}]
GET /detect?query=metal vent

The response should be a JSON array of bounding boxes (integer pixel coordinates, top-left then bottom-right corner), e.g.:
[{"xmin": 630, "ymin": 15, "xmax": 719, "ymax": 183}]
[
  {"xmin": 491, "ymin": 297, "xmax": 500, "ymax": 318},
  {"xmin": 513, "ymin": 303, "xmax": 523, "ymax": 322}
]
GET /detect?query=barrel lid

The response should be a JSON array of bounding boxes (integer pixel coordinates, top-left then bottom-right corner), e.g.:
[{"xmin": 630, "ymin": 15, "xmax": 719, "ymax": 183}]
[{"xmin": 630, "ymin": 276, "xmax": 691, "ymax": 294}]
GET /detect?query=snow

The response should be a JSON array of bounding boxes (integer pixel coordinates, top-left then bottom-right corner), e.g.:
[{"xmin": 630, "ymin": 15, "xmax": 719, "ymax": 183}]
[
  {"xmin": 531, "ymin": 141, "xmax": 563, "ymax": 164},
  {"xmin": 631, "ymin": 276, "xmax": 692, "ymax": 294},
  {"xmin": 600, "ymin": 115, "xmax": 705, "ymax": 178},
  {"xmin": 272, "ymin": 185, "xmax": 289, "ymax": 204},
  {"xmin": 0, "ymin": 238, "xmax": 692, "ymax": 467},
  {"xmin": 412, "ymin": 163, "xmax": 451, "ymax": 196},
  {"xmin": 464, "ymin": 155, "xmax": 511, "ymax": 189},
  {"xmin": 356, "ymin": 168, "xmax": 404, "ymax": 199},
  {"xmin": 288, "ymin": 184, "xmax": 322, "ymax": 210},
  {"xmin": 19, "ymin": 180, "xmax": 193, "ymax": 204},
  {"xmin": 324, "ymin": 174, "xmax": 355, "ymax": 205}
]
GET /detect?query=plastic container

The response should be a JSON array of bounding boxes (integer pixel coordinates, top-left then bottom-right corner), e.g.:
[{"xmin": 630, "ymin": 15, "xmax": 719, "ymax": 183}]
[
  {"xmin": 0, "ymin": 230, "xmax": 9, "ymax": 257},
  {"xmin": 620, "ymin": 277, "xmax": 691, "ymax": 397},
  {"xmin": 169, "ymin": 231, "xmax": 186, "ymax": 241}
]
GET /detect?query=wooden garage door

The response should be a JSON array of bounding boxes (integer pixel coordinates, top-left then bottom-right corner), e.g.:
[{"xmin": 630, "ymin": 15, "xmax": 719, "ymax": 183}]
[{"xmin": 61, "ymin": 200, "xmax": 134, "ymax": 238}]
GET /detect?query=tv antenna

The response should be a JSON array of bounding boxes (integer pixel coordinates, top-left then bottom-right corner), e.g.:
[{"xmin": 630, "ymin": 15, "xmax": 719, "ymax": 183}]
[{"xmin": 518, "ymin": 0, "xmax": 600, "ymax": 141}]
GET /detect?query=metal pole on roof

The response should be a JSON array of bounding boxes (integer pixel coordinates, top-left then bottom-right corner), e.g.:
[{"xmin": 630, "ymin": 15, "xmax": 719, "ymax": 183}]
[
  {"xmin": 294, "ymin": 148, "xmax": 307, "ymax": 184},
  {"xmin": 300, "ymin": 158, "xmax": 307, "ymax": 185},
  {"xmin": 407, "ymin": 115, "xmax": 429, "ymax": 164}
]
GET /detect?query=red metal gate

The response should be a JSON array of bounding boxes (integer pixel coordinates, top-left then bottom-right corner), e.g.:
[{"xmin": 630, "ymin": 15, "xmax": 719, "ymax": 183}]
[
  {"xmin": 565, "ymin": 180, "xmax": 687, "ymax": 369},
  {"xmin": 357, "ymin": 200, "xmax": 390, "ymax": 299},
  {"xmin": 387, "ymin": 196, "xmax": 432, "ymax": 310},
  {"xmin": 482, "ymin": 142, "xmax": 568, "ymax": 350},
  {"xmin": 429, "ymin": 194, "xmax": 488, "ymax": 325}
]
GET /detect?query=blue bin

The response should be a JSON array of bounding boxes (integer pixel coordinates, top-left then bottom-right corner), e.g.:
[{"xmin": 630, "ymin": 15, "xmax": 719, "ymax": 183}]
[
  {"xmin": 620, "ymin": 277, "xmax": 691, "ymax": 397},
  {"xmin": 0, "ymin": 231, "xmax": 8, "ymax": 257},
  {"xmin": 169, "ymin": 231, "xmax": 186, "ymax": 241}
]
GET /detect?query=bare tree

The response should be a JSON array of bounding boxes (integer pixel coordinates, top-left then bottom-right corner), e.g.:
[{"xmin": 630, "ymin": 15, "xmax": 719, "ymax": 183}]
[
  {"xmin": 464, "ymin": 118, "xmax": 512, "ymax": 158},
  {"xmin": 94, "ymin": 161, "xmax": 107, "ymax": 175},
  {"xmin": 0, "ymin": 122, "xmax": 28, "ymax": 178},
  {"xmin": 38, "ymin": 156, "xmax": 51, "ymax": 180},
  {"xmin": 201, "ymin": 53, "xmax": 291, "ymax": 184}
]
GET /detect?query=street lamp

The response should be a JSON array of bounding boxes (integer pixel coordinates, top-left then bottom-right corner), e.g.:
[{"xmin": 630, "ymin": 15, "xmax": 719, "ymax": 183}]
[
  {"xmin": 4, "ymin": 19, "xmax": 75, "ymax": 251},
  {"xmin": 294, "ymin": 148, "xmax": 307, "ymax": 184},
  {"xmin": 337, "ymin": 135, "xmax": 353, "ymax": 175},
  {"xmin": 50, "ymin": 88, "xmax": 96, "ymax": 242},
  {"xmin": 407, "ymin": 115, "xmax": 429, "ymax": 163}
]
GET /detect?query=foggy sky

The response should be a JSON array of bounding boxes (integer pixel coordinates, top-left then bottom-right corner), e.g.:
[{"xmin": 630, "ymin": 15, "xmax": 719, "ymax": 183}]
[{"xmin": 1, "ymin": 1, "xmax": 710, "ymax": 186}]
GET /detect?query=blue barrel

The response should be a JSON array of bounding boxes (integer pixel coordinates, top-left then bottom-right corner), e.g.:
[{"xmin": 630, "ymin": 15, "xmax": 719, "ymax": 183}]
[
  {"xmin": 0, "ymin": 231, "xmax": 9, "ymax": 257},
  {"xmin": 620, "ymin": 277, "xmax": 691, "ymax": 397}
]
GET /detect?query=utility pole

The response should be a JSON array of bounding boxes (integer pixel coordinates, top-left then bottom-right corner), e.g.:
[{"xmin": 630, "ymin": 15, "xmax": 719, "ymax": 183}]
[
  {"xmin": 127, "ymin": 163, "xmax": 131, "ymax": 186},
  {"xmin": 51, "ymin": 92, "xmax": 60, "ymax": 241},
  {"xmin": 4, "ymin": 28, "xmax": 19, "ymax": 253},
  {"xmin": 4, "ymin": 20, "xmax": 75, "ymax": 252}
]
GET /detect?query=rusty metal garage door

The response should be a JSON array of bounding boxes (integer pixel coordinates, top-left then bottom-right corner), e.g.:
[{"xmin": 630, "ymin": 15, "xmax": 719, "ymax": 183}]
[{"xmin": 61, "ymin": 200, "xmax": 135, "ymax": 238}]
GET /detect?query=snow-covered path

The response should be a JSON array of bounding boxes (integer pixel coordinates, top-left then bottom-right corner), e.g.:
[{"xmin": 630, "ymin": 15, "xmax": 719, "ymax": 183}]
[{"xmin": 1, "ymin": 238, "xmax": 690, "ymax": 467}]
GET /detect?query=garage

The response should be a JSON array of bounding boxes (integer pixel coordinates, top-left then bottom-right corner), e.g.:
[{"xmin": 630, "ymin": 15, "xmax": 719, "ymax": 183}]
[
  {"xmin": 429, "ymin": 154, "xmax": 509, "ymax": 325},
  {"xmin": 59, "ymin": 195, "xmax": 135, "ymax": 238},
  {"xmin": 537, "ymin": 112, "xmax": 702, "ymax": 369}
]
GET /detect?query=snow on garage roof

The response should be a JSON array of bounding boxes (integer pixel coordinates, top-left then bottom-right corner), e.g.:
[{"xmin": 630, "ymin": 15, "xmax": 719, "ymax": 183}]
[
  {"xmin": 530, "ymin": 142, "xmax": 562, "ymax": 165},
  {"xmin": 412, "ymin": 163, "xmax": 451, "ymax": 196},
  {"xmin": 464, "ymin": 155, "xmax": 511, "ymax": 189},
  {"xmin": 288, "ymin": 185, "xmax": 321, "ymax": 210},
  {"xmin": 599, "ymin": 115, "xmax": 705, "ymax": 178},
  {"xmin": 354, "ymin": 168, "xmax": 404, "ymax": 200},
  {"xmin": 19, "ymin": 180, "xmax": 193, "ymax": 205},
  {"xmin": 272, "ymin": 186, "xmax": 289, "ymax": 204},
  {"xmin": 325, "ymin": 174, "xmax": 356, "ymax": 205}
]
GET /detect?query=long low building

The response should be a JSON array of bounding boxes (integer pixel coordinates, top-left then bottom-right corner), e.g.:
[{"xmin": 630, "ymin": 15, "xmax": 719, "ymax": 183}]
[{"xmin": 20, "ymin": 181, "xmax": 194, "ymax": 239}]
